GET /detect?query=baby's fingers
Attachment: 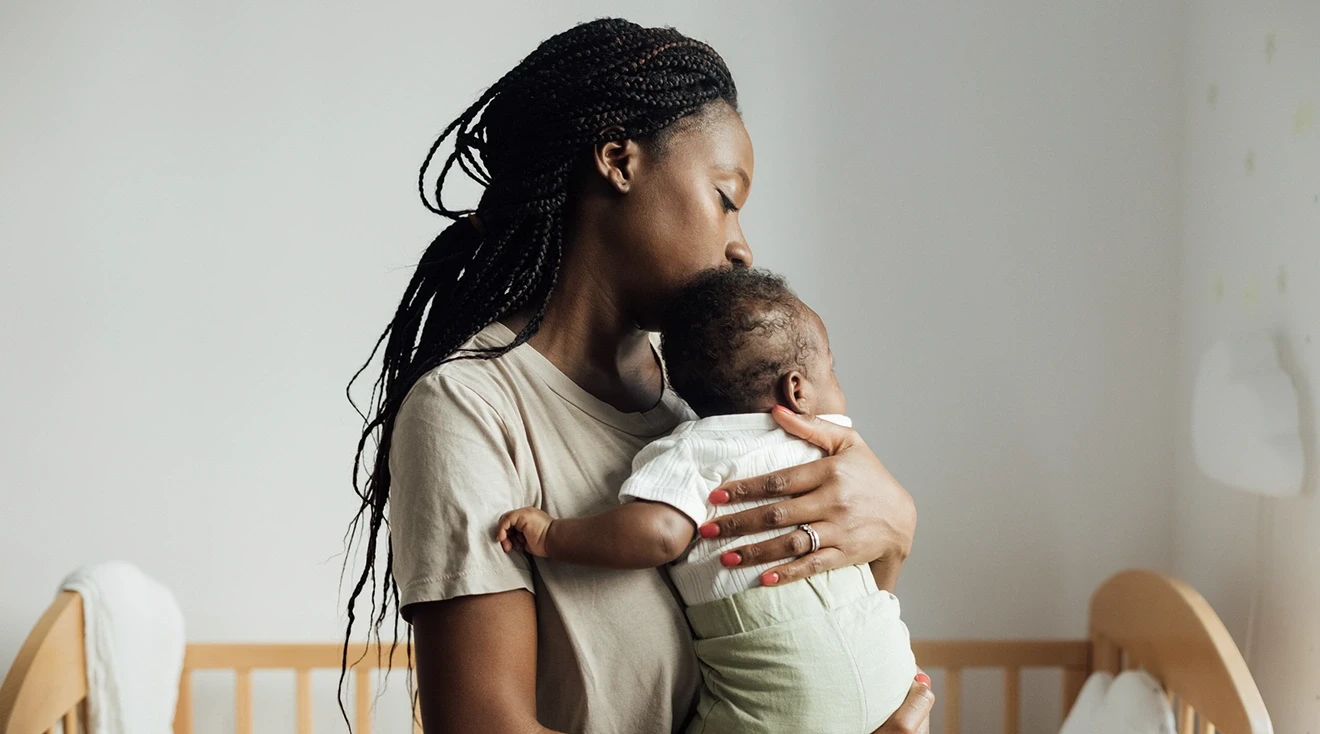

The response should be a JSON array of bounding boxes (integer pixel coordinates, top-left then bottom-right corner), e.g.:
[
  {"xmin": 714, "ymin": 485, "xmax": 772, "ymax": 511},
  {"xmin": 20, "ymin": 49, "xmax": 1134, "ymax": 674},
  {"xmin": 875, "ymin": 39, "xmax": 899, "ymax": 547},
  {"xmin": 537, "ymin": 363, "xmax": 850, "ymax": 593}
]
[{"xmin": 496, "ymin": 511, "xmax": 524, "ymax": 545}]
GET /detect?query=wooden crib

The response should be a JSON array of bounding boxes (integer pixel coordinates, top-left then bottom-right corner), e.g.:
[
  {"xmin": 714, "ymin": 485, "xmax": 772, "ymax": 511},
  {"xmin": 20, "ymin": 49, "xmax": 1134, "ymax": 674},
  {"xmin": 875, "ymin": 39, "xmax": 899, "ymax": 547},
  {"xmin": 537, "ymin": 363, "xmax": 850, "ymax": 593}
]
[{"xmin": 0, "ymin": 569, "xmax": 1273, "ymax": 734}]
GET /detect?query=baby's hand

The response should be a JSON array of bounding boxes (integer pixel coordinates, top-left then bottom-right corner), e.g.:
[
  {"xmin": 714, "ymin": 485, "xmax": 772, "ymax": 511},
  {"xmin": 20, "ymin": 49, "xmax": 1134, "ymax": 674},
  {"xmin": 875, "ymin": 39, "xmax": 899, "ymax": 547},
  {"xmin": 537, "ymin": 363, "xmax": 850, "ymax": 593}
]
[{"xmin": 497, "ymin": 507, "xmax": 554, "ymax": 558}]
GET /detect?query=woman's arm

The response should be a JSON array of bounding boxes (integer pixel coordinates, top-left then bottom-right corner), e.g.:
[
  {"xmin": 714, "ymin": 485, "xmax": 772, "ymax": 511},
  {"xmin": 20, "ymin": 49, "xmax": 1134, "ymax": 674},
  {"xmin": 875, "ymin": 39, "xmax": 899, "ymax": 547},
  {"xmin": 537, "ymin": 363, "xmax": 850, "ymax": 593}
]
[
  {"xmin": 411, "ymin": 590, "xmax": 564, "ymax": 734},
  {"xmin": 498, "ymin": 501, "xmax": 695, "ymax": 569},
  {"xmin": 698, "ymin": 406, "xmax": 917, "ymax": 589}
]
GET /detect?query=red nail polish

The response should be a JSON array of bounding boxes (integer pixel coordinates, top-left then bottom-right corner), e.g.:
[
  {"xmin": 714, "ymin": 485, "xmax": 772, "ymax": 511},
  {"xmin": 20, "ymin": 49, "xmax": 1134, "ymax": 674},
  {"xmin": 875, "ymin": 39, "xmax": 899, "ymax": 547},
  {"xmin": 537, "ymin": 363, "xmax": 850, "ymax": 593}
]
[
  {"xmin": 760, "ymin": 571, "xmax": 779, "ymax": 585},
  {"xmin": 709, "ymin": 489, "xmax": 730, "ymax": 505},
  {"xmin": 720, "ymin": 552, "xmax": 741, "ymax": 567},
  {"xmin": 915, "ymin": 672, "xmax": 931, "ymax": 687},
  {"xmin": 699, "ymin": 523, "xmax": 720, "ymax": 539}
]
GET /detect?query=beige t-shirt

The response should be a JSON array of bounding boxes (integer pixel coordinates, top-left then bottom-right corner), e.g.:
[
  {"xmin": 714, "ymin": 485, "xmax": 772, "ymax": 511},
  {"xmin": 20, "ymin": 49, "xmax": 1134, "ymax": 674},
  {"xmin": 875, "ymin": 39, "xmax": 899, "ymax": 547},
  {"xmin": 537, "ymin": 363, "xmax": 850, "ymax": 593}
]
[{"xmin": 389, "ymin": 321, "xmax": 701, "ymax": 734}]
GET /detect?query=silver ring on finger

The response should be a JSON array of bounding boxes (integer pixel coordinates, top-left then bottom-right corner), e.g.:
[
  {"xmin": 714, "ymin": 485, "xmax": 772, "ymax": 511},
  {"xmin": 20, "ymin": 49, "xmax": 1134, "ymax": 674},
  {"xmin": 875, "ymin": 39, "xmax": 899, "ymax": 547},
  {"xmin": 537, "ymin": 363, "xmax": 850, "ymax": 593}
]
[{"xmin": 797, "ymin": 523, "xmax": 821, "ymax": 554}]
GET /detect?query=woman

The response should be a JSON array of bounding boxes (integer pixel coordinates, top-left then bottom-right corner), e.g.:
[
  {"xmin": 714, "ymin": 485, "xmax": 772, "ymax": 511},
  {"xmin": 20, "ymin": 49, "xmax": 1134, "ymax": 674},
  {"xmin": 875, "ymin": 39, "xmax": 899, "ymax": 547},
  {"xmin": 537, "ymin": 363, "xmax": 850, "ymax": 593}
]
[{"xmin": 345, "ymin": 18, "xmax": 933, "ymax": 734}]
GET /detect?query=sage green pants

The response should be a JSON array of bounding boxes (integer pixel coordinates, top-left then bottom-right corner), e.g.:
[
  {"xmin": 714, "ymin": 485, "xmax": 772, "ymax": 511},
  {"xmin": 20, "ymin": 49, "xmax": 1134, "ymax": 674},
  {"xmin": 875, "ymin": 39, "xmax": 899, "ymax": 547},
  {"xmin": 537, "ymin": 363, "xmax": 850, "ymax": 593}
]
[{"xmin": 684, "ymin": 565, "xmax": 916, "ymax": 734}]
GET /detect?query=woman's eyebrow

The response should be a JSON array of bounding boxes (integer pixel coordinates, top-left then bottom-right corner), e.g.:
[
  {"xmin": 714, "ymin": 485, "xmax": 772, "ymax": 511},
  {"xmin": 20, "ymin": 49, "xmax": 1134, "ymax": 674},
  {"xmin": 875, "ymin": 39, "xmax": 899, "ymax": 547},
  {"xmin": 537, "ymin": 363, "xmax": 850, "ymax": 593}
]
[{"xmin": 716, "ymin": 163, "xmax": 751, "ymax": 189}]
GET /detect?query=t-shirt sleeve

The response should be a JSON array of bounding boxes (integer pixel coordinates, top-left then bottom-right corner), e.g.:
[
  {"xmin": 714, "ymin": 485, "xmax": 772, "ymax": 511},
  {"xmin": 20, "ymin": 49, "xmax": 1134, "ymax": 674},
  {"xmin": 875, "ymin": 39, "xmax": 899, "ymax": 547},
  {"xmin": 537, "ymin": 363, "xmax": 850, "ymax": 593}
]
[
  {"xmin": 617, "ymin": 435, "xmax": 715, "ymax": 528},
  {"xmin": 388, "ymin": 372, "xmax": 535, "ymax": 619}
]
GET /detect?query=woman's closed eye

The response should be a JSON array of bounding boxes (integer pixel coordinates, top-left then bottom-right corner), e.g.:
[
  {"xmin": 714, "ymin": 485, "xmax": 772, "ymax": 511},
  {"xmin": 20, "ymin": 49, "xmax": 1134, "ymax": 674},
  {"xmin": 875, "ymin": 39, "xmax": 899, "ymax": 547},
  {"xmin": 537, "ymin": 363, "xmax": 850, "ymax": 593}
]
[{"xmin": 717, "ymin": 189, "xmax": 740, "ymax": 213}]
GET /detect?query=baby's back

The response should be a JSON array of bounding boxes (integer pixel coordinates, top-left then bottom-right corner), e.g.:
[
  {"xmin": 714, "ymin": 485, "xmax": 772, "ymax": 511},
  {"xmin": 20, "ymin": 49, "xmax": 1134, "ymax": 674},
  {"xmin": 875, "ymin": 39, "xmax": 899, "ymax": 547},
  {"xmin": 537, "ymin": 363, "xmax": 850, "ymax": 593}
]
[
  {"xmin": 621, "ymin": 413, "xmax": 920, "ymax": 732},
  {"xmin": 619, "ymin": 412, "xmax": 846, "ymax": 607}
]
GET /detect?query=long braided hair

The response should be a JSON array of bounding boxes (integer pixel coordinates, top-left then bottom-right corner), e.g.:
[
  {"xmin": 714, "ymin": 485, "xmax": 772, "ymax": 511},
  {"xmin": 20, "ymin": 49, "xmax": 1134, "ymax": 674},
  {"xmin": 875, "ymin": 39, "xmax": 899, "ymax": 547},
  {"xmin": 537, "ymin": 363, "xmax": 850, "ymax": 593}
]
[{"xmin": 341, "ymin": 17, "xmax": 737, "ymax": 725}]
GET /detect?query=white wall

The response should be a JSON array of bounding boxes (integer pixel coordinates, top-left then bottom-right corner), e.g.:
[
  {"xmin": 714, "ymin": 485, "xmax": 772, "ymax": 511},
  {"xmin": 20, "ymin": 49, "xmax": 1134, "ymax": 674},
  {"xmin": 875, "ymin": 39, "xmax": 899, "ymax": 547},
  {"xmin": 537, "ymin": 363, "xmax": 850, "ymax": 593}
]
[
  {"xmin": 811, "ymin": 7, "xmax": 1186, "ymax": 729},
  {"xmin": 1, "ymin": 2, "xmax": 1184, "ymax": 731},
  {"xmin": 1173, "ymin": 1, "xmax": 1320, "ymax": 731}
]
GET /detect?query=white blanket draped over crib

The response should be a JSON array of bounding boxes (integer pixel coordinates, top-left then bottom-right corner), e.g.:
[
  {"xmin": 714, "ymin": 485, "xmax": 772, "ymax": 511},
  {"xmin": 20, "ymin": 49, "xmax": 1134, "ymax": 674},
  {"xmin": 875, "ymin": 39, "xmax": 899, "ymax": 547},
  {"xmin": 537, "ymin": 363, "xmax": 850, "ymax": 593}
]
[
  {"xmin": 59, "ymin": 562, "xmax": 185, "ymax": 734},
  {"xmin": 1059, "ymin": 670, "xmax": 1176, "ymax": 734}
]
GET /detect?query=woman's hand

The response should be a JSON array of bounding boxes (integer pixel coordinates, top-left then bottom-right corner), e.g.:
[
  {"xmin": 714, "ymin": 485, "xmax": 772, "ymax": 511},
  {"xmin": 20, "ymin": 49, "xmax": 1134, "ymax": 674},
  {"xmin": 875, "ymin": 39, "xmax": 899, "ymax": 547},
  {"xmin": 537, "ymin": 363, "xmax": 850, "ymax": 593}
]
[
  {"xmin": 697, "ymin": 406, "xmax": 916, "ymax": 586},
  {"xmin": 873, "ymin": 675, "xmax": 935, "ymax": 734}
]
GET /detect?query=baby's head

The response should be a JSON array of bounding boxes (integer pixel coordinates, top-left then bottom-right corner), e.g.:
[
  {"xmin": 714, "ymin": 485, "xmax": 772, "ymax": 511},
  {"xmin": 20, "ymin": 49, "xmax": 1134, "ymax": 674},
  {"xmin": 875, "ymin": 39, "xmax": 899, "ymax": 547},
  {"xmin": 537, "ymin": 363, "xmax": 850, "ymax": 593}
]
[{"xmin": 660, "ymin": 268, "xmax": 846, "ymax": 418}]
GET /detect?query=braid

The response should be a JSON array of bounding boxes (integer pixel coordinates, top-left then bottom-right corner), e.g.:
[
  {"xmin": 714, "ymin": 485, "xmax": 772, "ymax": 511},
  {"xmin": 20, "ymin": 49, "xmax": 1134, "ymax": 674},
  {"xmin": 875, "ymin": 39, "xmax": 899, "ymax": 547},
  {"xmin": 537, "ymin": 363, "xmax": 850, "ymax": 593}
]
[{"xmin": 340, "ymin": 18, "xmax": 736, "ymax": 729}]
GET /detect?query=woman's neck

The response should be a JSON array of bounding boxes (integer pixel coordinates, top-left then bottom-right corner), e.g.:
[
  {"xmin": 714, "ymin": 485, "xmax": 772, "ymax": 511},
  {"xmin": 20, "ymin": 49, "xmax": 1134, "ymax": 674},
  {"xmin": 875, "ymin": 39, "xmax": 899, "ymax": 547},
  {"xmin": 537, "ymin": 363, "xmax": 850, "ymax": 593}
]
[{"xmin": 500, "ymin": 242, "xmax": 664, "ymax": 414}]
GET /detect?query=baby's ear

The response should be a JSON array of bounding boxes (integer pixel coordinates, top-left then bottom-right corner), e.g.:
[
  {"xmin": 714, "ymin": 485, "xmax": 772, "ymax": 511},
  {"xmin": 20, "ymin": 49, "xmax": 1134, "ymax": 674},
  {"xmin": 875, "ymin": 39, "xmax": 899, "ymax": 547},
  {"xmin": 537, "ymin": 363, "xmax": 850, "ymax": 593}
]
[{"xmin": 777, "ymin": 371, "xmax": 810, "ymax": 415}]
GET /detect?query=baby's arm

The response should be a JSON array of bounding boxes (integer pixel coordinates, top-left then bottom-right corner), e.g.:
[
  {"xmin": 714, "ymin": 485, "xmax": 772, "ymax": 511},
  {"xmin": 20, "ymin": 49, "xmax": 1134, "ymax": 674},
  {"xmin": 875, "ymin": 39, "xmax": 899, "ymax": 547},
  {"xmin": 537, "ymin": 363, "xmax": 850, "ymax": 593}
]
[
  {"xmin": 497, "ymin": 502, "xmax": 695, "ymax": 569},
  {"xmin": 499, "ymin": 432, "xmax": 710, "ymax": 569}
]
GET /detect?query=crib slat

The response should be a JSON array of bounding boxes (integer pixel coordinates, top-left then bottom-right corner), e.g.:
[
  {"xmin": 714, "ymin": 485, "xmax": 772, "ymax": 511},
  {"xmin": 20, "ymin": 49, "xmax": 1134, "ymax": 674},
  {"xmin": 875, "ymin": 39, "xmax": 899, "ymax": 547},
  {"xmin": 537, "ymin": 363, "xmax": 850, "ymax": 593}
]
[
  {"xmin": 413, "ymin": 694, "xmax": 423, "ymax": 734},
  {"xmin": 1179, "ymin": 701, "xmax": 1195, "ymax": 734},
  {"xmin": 235, "ymin": 669, "xmax": 253, "ymax": 734},
  {"xmin": 1094, "ymin": 637, "xmax": 1122, "ymax": 674},
  {"xmin": 63, "ymin": 705, "xmax": 78, "ymax": 733},
  {"xmin": 1061, "ymin": 666, "xmax": 1087, "ymax": 720},
  {"xmin": 355, "ymin": 668, "xmax": 372, "ymax": 734},
  {"xmin": 1198, "ymin": 717, "xmax": 1214, "ymax": 734},
  {"xmin": 1003, "ymin": 667, "xmax": 1020, "ymax": 734},
  {"xmin": 174, "ymin": 669, "xmax": 193, "ymax": 734},
  {"xmin": 943, "ymin": 668, "xmax": 962, "ymax": 734},
  {"xmin": 297, "ymin": 669, "xmax": 313, "ymax": 734}
]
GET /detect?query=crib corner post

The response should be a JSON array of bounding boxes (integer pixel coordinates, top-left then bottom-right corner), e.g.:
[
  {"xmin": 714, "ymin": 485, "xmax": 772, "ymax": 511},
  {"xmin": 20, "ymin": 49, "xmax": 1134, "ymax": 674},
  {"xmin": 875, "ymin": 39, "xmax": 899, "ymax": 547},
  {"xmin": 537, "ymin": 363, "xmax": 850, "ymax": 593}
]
[{"xmin": 173, "ymin": 669, "xmax": 193, "ymax": 734}]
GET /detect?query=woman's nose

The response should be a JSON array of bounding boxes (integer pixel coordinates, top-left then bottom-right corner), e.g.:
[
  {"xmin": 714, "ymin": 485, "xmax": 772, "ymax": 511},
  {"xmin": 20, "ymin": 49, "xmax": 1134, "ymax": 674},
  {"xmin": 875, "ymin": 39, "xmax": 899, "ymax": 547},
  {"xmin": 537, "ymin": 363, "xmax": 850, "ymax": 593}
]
[{"xmin": 725, "ymin": 237, "xmax": 753, "ymax": 269}]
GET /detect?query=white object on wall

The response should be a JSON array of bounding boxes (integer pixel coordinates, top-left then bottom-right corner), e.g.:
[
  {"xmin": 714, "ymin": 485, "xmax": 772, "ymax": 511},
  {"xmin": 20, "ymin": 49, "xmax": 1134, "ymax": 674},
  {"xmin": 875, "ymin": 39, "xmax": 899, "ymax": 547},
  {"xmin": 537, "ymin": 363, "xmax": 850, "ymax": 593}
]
[{"xmin": 1190, "ymin": 331, "xmax": 1304, "ymax": 497}]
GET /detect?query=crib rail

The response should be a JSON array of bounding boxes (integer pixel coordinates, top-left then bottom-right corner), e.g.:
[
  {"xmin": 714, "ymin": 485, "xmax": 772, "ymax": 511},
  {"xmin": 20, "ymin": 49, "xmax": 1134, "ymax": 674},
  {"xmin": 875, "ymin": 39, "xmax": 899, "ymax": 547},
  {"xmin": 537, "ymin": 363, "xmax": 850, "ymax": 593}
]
[
  {"xmin": 3, "ymin": 570, "xmax": 1270, "ymax": 734},
  {"xmin": 912, "ymin": 639, "xmax": 1089, "ymax": 734},
  {"xmin": 175, "ymin": 643, "xmax": 419, "ymax": 734},
  {"xmin": 176, "ymin": 640, "xmax": 1093, "ymax": 734}
]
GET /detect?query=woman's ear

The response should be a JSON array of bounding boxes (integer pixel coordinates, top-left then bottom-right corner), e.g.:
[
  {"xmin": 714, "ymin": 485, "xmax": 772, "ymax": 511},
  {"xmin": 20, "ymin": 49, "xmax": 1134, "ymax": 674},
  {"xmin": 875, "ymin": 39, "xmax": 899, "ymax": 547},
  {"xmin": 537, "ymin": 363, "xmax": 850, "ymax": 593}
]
[
  {"xmin": 777, "ymin": 371, "xmax": 812, "ymax": 415},
  {"xmin": 592, "ymin": 128, "xmax": 641, "ymax": 194}
]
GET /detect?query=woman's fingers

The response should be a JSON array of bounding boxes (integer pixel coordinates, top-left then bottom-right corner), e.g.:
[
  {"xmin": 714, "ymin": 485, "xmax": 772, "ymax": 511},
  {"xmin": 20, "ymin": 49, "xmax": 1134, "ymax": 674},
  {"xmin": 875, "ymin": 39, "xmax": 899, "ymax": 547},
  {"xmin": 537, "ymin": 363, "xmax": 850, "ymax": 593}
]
[
  {"xmin": 710, "ymin": 457, "xmax": 833, "ymax": 506},
  {"xmin": 758, "ymin": 547, "xmax": 846, "ymax": 586},
  {"xmin": 770, "ymin": 406, "xmax": 859, "ymax": 454},
  {"xmin": 698, "ymin": 493, "xmax": 825, "ymax": 540},
  {"xmin": 720, "ymin": 521, "xmax": 840, "ymax": 568},
  {"xmin": 872, "ymin": 678, "xmax": 936, "ymax": 734}
]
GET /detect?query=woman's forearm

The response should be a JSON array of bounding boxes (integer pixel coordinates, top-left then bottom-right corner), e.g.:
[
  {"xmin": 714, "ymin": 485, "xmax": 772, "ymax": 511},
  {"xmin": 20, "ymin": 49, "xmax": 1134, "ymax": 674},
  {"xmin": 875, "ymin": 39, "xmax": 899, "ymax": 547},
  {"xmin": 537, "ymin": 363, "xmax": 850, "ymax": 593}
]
[{"xmin": 546, "ymin": 501, "xmax": 694, "ymax": 569}]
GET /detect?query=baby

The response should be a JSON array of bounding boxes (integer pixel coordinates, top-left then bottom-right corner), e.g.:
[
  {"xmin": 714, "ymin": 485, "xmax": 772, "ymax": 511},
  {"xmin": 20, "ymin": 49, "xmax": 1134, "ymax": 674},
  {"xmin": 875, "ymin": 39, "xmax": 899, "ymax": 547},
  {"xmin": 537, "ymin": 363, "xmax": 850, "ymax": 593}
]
[{"xmin": 498, "ymin": 267, "xmax": 916, "ymax": 734}]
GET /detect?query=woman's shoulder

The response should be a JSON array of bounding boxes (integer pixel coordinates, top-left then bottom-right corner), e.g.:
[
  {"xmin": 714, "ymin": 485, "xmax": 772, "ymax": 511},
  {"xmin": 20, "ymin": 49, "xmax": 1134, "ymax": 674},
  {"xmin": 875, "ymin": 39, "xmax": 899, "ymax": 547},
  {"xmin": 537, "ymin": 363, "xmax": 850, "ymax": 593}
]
[{"xmin": 398, "ymin": 324, "xmax": 527, "ymax": 425}]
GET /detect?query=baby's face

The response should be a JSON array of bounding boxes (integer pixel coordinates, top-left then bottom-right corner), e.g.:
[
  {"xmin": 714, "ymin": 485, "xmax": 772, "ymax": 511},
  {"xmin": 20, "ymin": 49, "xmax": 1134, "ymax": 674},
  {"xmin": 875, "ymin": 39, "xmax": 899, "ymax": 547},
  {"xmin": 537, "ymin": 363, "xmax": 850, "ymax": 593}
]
[{"xmin": 800, "ymin": 306, "xmax": 848, "ymax": 415}]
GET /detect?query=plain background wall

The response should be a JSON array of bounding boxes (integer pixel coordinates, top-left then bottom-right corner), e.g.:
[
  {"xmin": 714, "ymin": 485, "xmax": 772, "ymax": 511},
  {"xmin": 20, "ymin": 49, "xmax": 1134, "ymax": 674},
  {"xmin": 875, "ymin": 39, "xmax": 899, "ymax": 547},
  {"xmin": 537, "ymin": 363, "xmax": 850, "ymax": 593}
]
[
  {"xmin": 1173, "ymin": 1, "xmax": 1320, "ymax": 731},
  {"xmin": 1, "ymin": 2, "xmax": 1185, "ymax": 731}
]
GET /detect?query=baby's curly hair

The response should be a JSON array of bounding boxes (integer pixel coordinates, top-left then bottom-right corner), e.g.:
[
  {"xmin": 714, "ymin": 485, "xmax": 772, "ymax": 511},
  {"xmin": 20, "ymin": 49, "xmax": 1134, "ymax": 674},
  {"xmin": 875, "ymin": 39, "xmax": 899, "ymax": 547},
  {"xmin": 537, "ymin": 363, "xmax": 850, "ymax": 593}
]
[{"xmin": 660, "ymin": 268, "xmax": 817, "ymax": 417}]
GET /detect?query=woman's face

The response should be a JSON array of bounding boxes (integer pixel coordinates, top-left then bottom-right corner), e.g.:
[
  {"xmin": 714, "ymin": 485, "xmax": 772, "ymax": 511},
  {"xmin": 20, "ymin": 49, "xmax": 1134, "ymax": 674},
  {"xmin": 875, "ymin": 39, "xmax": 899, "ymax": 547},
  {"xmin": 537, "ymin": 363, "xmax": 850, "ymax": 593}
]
[{"xmin": 597, "ymin": 102, "xmax": 756, "ymax": 330}]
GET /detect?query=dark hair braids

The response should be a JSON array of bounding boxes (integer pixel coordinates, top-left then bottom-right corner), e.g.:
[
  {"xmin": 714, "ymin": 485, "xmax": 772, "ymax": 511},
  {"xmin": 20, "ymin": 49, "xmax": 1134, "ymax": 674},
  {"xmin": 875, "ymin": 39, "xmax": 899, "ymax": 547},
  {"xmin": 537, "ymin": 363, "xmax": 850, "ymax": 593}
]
[{"xmin": 340, "ymin": 17, "xmax": 737, "ymax": 729}]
